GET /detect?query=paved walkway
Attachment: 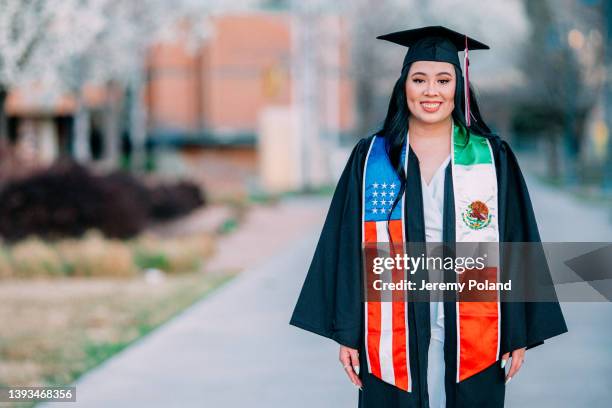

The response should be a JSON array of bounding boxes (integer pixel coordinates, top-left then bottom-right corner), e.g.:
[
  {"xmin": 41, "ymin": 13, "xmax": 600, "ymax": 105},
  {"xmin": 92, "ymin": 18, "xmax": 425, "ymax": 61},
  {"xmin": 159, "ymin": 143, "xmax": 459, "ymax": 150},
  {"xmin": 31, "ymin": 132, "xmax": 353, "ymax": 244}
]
[
  {"xmin": 39, "ymin": 176, "xmax": 611, "ymax": 407},
  {"xmin": 505, "ymin": 174, "xmax": 612, "ymax": 408},
  {"xmin": 38, "ymin": 197, "xmax": 354, "ymax": 408}
]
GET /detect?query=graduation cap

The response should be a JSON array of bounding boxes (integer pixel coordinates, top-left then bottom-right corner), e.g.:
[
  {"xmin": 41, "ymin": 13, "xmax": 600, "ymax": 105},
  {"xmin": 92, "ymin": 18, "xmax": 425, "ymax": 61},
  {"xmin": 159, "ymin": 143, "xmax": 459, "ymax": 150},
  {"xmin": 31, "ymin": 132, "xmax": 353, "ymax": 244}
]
[{"xmin": 376, "ymin": 26, "xmax": 489, "ymax": 127}]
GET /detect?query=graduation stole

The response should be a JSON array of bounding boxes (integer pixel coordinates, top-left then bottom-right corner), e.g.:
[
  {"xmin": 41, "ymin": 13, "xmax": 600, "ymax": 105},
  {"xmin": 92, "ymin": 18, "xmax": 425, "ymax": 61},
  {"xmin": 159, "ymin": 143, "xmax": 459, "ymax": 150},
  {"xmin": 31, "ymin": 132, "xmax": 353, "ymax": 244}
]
[{"xmin": 361, "ymin": 123, "xmax": 500, "ymax": 392}]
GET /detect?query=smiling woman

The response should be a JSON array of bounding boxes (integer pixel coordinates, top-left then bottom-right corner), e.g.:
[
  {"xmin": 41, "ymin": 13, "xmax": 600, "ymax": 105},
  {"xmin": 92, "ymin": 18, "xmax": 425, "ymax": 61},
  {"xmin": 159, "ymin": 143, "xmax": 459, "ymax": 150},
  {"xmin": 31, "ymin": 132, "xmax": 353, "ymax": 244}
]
[
  {"xmin": 289, "ymin": 25, "xmax": 567, "ymax": 408},
  {"xmin": 406, "ymin": 61, "xmax": 456, "ymax": 125},
  {"xmin": 405, "ymin": 61, "xmax": 456, "ymax": 184}
]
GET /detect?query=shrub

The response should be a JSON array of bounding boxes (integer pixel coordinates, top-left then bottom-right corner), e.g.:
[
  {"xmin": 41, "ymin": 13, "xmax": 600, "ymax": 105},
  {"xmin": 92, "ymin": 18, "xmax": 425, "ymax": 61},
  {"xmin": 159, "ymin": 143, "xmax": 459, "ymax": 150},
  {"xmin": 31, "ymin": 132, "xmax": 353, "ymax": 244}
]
[
  {"xmin": 0, "ymin": 161, "xmax": 147, "ymax": 241},
  {"xmin": 0, "ymin": 160, "xmax": 205, "ymax": 242},
  {"xmin": 148, "ymin": 181, "xmax": 205, "ymax": 221}
]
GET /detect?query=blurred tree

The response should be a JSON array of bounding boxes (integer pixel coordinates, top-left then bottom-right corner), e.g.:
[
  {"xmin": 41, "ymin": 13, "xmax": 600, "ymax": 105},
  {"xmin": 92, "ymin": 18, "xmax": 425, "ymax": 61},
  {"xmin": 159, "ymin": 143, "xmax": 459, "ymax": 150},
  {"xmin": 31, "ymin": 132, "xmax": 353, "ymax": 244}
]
[
  {"xmin": 0, "ymin": 0, "xmax": 115, "ymax": 163},
  {"xmin": 0, "ymin": 0, "xmax": 60, "ymax": 142},
  {"xmin": 603, "ymin": 0, "xmax": 612, "ymax": 190},
  {"xmin": 1, "ymin": 0, "xmax": 264, "ymax": 172},
  {"xmin": 261, "ymin": 0, "xmax": 290, "ymax": 9},
  {"xmin": 518, "ymin": 0, "xmax": 604, "ymax": 183},
  {"xmin": 31, "ymin": 0, "xmax": 212, "ymax": 170}
]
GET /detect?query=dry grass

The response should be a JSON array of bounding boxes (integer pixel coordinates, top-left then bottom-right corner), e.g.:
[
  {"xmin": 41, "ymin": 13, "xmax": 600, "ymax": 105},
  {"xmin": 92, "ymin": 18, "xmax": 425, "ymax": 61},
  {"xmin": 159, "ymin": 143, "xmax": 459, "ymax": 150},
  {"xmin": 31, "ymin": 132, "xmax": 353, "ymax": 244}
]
[
  {"xmin": 0, "ymin": 271, "xmax": 235, "ymax": 408},
  {"xmin": 8, "ymin": 238, "xmax": 65, "ymax": 278},
  {"xmin": 56, "ymin": 232, "xmax": 137, "ymax": 278},
  {"xmin": 0, "ymin": 230, "xmax": 216, "ymax": 279},
  {"xmin": 0, "ymin": 229, "xmax": 222, "ymax": 408},
  {"xmin": 131, "ymin": 233, "xmax": 215, "ymax": 274},
  {"xmin": 0, "ymin": 247, "xmax": 13, "ymax": 279}
]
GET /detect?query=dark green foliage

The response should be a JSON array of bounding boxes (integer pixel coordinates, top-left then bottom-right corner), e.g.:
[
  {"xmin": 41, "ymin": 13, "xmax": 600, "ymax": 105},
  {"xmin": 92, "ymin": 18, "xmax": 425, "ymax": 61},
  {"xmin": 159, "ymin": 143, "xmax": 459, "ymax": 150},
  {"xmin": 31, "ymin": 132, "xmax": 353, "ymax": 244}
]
[
  {"xmin": 148, "ymin": 181, "xmax": 205, "ymax": 221},
  {"xmin": 0, "ymin": 160, "xmax": 205, "ymax": 242}
]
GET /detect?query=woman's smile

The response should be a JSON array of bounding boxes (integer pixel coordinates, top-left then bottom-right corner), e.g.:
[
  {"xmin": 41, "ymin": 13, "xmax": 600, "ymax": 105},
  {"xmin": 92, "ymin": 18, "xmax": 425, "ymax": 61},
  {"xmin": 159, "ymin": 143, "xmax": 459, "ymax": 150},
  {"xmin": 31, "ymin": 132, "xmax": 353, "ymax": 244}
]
[{"xmin": 420, "ymin": 101, "xmax": 443, "ymax": 113}]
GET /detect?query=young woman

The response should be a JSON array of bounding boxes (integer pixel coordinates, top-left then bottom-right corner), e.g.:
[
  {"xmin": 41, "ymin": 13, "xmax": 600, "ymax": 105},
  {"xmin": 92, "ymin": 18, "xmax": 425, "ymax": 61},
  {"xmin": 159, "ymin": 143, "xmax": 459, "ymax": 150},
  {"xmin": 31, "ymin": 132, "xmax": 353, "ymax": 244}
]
[{"xmin": 289, "ymin": 26, "xmax": 567, "ymax": 408}]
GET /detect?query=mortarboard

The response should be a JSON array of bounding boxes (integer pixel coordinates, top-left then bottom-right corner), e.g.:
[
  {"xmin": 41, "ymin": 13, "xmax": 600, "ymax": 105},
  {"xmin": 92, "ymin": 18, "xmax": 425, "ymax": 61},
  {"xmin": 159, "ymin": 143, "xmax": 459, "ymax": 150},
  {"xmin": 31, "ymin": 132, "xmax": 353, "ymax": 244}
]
[{"xmin": 376, "ymin": 25, "xmax": 489, "ymax": 126}]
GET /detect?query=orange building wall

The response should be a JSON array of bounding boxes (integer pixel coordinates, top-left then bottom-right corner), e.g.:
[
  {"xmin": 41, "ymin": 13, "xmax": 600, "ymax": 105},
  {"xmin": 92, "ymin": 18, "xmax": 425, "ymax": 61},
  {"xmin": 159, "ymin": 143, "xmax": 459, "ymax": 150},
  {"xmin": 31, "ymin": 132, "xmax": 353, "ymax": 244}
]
[
  {"xmin": 147, "ymin": 42, "xmax": 201, "ymax": 132},
  {"xmin": 200, "ymin": 14, "xmax": 292, "ymax": 134},
  {"xmin": 146, "ymin": 12, "xmax": 355, "ymax": 140},
  {"xmin": 337, "ymin": 18, "xmax": 356, "ymax": 132}
]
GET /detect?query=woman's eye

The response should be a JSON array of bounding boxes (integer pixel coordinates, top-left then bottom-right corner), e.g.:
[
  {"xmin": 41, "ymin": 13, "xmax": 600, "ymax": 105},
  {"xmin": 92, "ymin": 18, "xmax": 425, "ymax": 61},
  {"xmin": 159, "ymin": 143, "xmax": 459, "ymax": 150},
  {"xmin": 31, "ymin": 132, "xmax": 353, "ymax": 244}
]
[
  {"xmin": 438, "ymin": 79, "xmax": 450, "ymax": 84},
  {"xmin": 412, "ymin": 78, "xmax": 425, "ymax": 83}
]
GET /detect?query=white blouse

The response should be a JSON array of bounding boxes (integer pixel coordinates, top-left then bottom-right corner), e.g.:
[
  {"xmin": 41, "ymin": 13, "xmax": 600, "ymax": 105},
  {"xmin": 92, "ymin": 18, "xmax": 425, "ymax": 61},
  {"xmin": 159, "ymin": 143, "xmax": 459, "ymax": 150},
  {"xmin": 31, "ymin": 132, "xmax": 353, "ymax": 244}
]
[
  {"xmin": 421, "ymin": 154, "xmax": 450, "ymax": 340},
  {"xmin": 421, "ymin": 154, "xmax": 451, "ymax": 408}
]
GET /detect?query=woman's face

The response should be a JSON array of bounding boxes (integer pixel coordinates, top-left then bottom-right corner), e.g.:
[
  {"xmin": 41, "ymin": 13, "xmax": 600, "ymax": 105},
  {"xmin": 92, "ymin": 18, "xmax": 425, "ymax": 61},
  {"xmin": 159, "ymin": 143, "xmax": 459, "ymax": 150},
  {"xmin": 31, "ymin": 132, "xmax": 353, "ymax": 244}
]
[{"xmin": 405, "ymin": 60, "xmax": 456, "ymax": 125}]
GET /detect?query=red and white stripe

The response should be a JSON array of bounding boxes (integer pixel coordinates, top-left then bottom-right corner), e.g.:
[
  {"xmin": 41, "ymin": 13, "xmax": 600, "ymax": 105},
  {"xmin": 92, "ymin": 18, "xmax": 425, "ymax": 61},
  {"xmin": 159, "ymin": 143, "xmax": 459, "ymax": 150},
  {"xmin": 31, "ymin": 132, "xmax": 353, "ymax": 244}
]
[{"xmin": 362, "ymin": 136, "xmax": 411, "ymax": 392}]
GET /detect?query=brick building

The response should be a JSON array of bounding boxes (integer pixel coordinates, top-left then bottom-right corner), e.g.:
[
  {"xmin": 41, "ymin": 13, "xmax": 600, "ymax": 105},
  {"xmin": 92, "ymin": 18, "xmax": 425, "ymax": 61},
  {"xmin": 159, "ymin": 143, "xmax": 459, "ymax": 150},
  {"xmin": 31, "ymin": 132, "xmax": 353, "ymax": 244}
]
[
  {"xmin": 147, "ymin": 12, "xmax": 355, "ymax": 146},
  {"xmin": 4, "ymin": 11, "xmax": 356, "ymax": 195}
]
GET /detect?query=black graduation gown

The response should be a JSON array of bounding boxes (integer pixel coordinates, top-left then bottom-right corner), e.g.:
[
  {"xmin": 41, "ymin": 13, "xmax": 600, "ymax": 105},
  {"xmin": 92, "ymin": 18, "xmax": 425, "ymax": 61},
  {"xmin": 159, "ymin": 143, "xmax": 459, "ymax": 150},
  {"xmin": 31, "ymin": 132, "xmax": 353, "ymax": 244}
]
[{"xmin": 289, "ymin": 134, "xmax": 568, "ymax": 408}]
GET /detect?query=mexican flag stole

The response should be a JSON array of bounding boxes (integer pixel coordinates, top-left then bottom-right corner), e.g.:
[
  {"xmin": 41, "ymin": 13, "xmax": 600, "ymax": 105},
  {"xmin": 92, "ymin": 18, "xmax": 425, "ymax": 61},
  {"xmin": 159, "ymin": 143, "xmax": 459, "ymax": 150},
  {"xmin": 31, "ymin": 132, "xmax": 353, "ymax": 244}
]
[{"xmin": 361, "ymin": 123, "xmax": 500, "ymax": 392}]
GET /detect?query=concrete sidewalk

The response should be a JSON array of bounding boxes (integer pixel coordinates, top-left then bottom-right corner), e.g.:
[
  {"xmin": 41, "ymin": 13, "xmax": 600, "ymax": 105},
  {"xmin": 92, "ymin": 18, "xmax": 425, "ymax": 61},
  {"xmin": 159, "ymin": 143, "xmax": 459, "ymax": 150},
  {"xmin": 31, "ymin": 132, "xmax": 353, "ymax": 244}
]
[
  {"xmin": 39, "ymin": 199, "xmax": 356, "ymax": 408},
  {"xmin": 39, "ymin": 176, "xmax": 611, "ymax": 407},
  {"xmin": 505, "ymin": 175, "xmax": 612, "ymax": 408}
]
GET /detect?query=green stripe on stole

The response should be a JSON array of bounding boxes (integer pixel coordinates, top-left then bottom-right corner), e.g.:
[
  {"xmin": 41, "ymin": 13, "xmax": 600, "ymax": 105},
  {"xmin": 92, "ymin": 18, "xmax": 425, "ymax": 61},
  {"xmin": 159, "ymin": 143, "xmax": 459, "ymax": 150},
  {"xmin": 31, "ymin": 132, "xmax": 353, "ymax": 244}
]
[{"xmin": 453, "ymin": 124, "xmax": 493, "ymax": 165}]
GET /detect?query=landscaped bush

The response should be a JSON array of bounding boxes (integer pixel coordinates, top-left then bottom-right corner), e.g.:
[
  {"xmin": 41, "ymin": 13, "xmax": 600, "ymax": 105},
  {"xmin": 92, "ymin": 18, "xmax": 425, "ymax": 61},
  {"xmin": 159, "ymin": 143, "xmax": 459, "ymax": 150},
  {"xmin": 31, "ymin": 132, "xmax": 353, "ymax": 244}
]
[
  {"xmin": 148, "ymin": 181, "xmax": 205, "ymax": 221},
  {"xmin": 0, "ymin": 160, "xmax": 206, "ymax": 242}
]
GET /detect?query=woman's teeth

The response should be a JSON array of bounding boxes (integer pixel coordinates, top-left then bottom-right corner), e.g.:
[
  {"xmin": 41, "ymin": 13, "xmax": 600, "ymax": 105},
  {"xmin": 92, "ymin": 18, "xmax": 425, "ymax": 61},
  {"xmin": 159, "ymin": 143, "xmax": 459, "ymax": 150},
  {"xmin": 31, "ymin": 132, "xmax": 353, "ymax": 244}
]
[{"xmin": 421, "ymin": 102, "xmax": 441, "ymax": 112}]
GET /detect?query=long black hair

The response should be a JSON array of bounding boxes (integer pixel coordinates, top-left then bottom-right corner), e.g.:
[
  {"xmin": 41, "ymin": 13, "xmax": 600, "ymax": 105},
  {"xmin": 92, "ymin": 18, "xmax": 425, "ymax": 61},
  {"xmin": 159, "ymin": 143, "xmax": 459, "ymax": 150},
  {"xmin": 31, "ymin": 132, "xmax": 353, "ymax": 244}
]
[{"xmin": 379, "ymin": 62, "xmax": 494, "ymax": 232}]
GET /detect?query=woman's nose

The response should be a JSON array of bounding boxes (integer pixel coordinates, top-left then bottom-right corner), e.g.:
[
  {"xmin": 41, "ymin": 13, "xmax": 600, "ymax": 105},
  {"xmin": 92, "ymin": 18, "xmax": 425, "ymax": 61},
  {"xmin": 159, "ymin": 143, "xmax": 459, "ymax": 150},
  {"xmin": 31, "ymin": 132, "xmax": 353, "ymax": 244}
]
[{"xmin": 424, "ymin": 83, "xmax": 439, "ymax": 96}]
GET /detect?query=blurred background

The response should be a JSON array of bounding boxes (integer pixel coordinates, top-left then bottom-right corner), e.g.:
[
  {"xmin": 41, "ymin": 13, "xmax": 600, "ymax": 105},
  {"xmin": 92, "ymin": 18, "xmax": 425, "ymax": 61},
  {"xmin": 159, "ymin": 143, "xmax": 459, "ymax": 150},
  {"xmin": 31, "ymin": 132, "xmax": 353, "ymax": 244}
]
[
  {"xmin": 1, "ymin": 0, "xmax": 611, "ymax": 198},
  {"xmin": 0, "ymin": 0, "xmax": 610, "ymax": 407}
]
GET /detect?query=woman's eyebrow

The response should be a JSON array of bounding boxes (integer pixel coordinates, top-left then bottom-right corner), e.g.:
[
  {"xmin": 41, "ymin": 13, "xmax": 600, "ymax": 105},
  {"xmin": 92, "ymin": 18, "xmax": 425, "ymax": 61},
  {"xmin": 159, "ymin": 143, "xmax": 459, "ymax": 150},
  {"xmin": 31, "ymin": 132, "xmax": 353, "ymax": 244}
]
[{"xmin": 410, "ymin": 71, "xmax": 453, "ymax": 76}]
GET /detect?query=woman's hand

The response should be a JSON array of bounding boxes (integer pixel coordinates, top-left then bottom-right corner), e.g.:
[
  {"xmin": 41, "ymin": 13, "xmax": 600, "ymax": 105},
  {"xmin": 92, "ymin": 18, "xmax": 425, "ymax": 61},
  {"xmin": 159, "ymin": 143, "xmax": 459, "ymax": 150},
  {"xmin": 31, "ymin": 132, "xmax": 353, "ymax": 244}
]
[
  {"xmin": 501, "ymin": 347, "xmax": 526, "ymax": 384},
  {"xmin": 339, "ymin": 345, "xmax": 363, "ymax": 389}
]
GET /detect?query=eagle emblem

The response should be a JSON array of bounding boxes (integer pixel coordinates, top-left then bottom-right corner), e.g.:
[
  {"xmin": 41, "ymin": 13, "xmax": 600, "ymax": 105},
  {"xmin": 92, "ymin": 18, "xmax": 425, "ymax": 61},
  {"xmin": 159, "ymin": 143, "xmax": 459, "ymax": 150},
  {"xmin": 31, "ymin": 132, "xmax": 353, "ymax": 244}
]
[{"xmin": 462, "ymin": 200, "xmax": 492, "ymax": 230}]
